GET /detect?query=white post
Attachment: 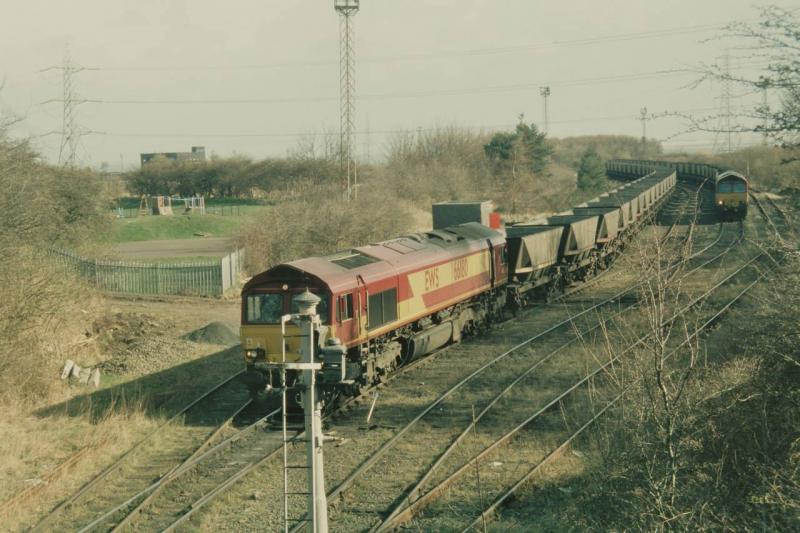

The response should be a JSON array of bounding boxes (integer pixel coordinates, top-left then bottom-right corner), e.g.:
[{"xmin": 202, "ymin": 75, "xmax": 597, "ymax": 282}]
[{"xmin": 292, "ymin": 291, "xmax": 328, "ymax": 533}]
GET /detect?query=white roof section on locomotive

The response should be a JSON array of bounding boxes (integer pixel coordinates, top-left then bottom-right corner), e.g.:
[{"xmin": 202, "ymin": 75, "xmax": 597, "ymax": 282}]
[{"xmin": 715, "ymin": 170, "xmax": 749, "ymax": 186}]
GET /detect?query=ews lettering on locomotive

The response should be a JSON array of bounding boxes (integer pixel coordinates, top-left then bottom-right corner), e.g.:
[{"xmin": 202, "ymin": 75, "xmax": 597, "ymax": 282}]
[
  {"xmin": 452, "ymin": 257, "xmax": 469, "ymax": 281},
  {"xmin": 424, "ymin": 267, "xmax": 440, "ymax": 292}
]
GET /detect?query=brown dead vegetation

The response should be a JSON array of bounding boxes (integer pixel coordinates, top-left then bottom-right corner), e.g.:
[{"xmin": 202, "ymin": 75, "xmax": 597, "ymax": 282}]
[
  {"xmin": 0, "ymin": 128, "xmax": 111, "ymax": 404},
  {"xmin": 237, "ymin": 127, "xmax": 658, "ymax": 273},
  {"xmin": 501, "ymin": 218, "xmax": 799, "ymax": 530}
]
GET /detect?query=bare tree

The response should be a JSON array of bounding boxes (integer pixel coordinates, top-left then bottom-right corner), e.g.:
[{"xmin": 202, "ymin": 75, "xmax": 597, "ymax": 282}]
[{"xmin": 674, "ymin": 6, "xmax": 800, "ymax": 159}]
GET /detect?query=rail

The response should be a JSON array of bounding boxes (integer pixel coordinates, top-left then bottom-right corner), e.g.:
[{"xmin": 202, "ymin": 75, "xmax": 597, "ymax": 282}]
[
  {"xmin": 325, "ymin": 222, "xmax": 729, "ymax": 510},
  {"xmin": 463, "ymin": 250, "xmax": 783, "ymax": 530},
  {"xmin": 378, "ymin": 241, "xmax": 760, "ymax": 531},
  {"xmin": 31, "ymin": 371, "xmax": 246, "ymax": 532}
]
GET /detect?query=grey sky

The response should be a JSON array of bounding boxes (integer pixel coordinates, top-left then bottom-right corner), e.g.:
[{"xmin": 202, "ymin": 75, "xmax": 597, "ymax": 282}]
[{"xmin": 0, "ymin": 0, "xmax": 793, "ymax": 168}]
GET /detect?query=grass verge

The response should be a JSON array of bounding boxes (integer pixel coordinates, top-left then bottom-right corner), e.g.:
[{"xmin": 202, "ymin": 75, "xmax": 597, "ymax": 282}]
[{"xmin": 107, "ymin": 212, "xmax": 260, "ymax": 243}]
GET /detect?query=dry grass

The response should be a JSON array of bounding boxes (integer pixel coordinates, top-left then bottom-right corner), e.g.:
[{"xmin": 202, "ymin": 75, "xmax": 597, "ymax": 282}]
[
  {"xmin": 487, "ymin": 212, "xmax": 799, "ymax": 530},
  {"xmin": 0, "ymin": 398, "xmax": 158, "ymax": 531}
]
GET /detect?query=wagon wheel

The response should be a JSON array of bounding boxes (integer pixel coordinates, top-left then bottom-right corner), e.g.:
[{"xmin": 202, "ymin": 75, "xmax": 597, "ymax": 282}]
[
  {"xmin": 545, "ymin": 280, "xmax": 564, "ymax": 302},
  {"xmin": 319, "ymin": 388, "xmax": 342, "ymax": 412},
  {"xmin": 584, "ymin": 261, "xmax": 599, "ymax": 280}
]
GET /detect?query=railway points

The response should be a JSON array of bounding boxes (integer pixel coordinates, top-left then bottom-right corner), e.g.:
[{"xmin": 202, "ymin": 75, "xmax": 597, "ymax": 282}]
[
  {"xmin": 456, "ymin": 194, "xmax": 790, "ymax": 532},
  {"xmin": 32, "ymin": 160, "xmax": 791, "ymax": 533},
  {"xmin": 323, "ymin": 223, "xmax": 744, "ymax": 531},
  {"xmin": 187, "ymin": 166, "xmax": 731, "ymax": 531}
]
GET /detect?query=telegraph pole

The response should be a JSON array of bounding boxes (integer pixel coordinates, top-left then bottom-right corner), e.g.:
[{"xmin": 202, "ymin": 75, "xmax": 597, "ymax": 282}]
[
  {"xmin": 363, "ymin": 112, "xmax": 371, "ymax": 165},
  {"xmin": 639, "ymin": 106, "xmax": 648, "ymax": 155},
  {"xmin": 539, "ymin": 86, "xmax": 550, "ymax": 134},
  {"xmin": 760, "ymin": 81, "xmax": 769, "ymax": 146},
  {"xmin": 335, "ymin": 0, "xmax": 359, "ymax": 200}
]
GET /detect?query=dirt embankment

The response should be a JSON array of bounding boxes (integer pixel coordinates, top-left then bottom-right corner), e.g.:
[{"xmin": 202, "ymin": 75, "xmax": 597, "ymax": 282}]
[{"xmin": 90, "ymin": 308, "xmax": 240, "ymax": 376}]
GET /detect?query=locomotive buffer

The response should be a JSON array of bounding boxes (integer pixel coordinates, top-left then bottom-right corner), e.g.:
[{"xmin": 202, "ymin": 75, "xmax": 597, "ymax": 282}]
[{"xmin": 272, "ymin": 291, "xmax": 329, "ymax": 532}]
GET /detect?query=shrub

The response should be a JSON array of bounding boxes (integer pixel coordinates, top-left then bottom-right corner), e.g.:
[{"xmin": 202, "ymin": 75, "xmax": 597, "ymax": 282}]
[
  {"xmin": 576, "ymin": 147, "xmax": 607, "ymax": 192},
  {"xmin": 237, "ymin": 184, "xmax": 414, "ymax": 274},
  {"xmin": 0, "ymin": 131, "xmax": 110, "ymax": 403}
]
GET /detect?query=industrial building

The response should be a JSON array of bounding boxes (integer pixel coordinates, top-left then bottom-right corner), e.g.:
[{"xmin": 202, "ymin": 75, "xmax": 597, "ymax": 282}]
[{"xmin": 140, "ymin": 146, "xmax": 206, "ymax": 167}]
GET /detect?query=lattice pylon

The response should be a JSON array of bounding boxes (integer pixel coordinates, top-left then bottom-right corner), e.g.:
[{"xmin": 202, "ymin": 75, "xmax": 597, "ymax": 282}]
[
  {"xmin": 58, "ymin": 49, "xmax": 81, "ymax": 168},
  {"xmin": 713, "ymin": 51, "xmax": 737, "ymax": 154},
  {"xmin": 337, "ymin": 4, "xmax": 358, "ymax": 199}
]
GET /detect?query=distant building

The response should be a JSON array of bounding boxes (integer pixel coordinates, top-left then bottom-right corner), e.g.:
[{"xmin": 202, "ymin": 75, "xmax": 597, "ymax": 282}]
[{"xmin": 140, "ymin": 146, "xmax": 206, "ymax": 167}]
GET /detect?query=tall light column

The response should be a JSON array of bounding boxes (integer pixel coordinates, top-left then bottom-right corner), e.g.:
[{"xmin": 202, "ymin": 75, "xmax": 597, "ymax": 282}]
[{"xmin": 335, "ymin": 1, "xmax": 359, "ymax": 199}]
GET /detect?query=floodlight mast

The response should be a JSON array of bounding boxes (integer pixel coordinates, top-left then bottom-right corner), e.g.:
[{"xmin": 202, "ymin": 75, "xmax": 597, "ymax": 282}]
[
  {"xmin": 539, "ymin": 86, "xmax": 551, "ymax": 134},
  {"xmin": 334, "ymin": 0, "xmax": 359, "ymax": 200}
]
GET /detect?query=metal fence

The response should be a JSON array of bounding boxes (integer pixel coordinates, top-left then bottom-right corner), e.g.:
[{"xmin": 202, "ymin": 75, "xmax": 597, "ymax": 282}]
[
  {"xmin": 113, "ymin": 205, "xmax": 246, "ymax": 218},
  {"xmin": 51, "ymin": 248, "xmax": 246, "ymax": 297}
]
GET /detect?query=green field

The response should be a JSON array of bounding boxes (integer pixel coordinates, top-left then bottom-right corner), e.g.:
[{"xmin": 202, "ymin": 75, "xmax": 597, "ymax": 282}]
[{"xmin": 107, "ymin": 213, "xmax": 257, "ymax": 243}]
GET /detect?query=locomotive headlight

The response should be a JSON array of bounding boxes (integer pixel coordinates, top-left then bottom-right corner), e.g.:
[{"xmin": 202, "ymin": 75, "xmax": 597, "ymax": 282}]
[
  {"xmin": 244, "ymin": 349, "xmax": 259, "ymax": 361},
  {"xmin": 718, "ymin": 200, "xmax": 723, "ymax": 205}
]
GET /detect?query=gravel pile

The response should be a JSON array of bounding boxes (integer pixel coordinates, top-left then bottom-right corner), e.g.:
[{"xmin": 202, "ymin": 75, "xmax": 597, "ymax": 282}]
[
  {"xmin": 182, "ymin": 321, "xmax": 239, "ymax": 346},
  {"xmin": 91, "ymin": 312, "xmax": 198, "ymax": 375}
]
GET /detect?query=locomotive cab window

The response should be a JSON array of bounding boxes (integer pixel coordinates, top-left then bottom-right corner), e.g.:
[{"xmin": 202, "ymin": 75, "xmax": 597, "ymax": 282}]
[
  {"xmin": 338, "ymin": 293, "xmax": 354, "ymax": 322},
  {"xmin": 718, "ymin": 180, "xmax": 747, "ymax": 193},
  {"xmin": 246, "ymin": 293, "xmax": 283, "ymax": 324}
]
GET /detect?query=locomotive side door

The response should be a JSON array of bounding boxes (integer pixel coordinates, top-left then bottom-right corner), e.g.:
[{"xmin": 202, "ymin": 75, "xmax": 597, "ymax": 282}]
[
  {"xmin": 486, "ymin": 239, "xmax": 496, "ymax": 286},
  {"xmin": 356, "ymin": 274, "xmax": 368, "ymax": 340},
  {"xmin": 335, "ymin": 289, "xmax": 359, "ymax": 344},
  {"xmin": 487, "ymin": 239, "xmax": 508, "ymax": 287}
]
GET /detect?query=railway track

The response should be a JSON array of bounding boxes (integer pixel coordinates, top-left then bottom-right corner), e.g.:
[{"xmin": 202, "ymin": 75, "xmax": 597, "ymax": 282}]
[
  {"xmin": 0, "ymin": 441, "xmax": 105, "ymax": 514},
  {"xmin": 555, "ymin": 180, "xmax": 708, "ymax": 303},
  {"xmin": 319, "ymin": 222, "xmax": 742, "ymax": 532},
  {"xmin": 267, "ymin": 193, "xmax": 731, "ymax": 531},
  {"xmin": 313, "ymin": 186, "xmax": 749, "ymax": 531},
  {"xmin": 384, "ymin": 196, "xmax": 781, "ymax": 531},
  {"xmin": 83, "ymin": 324, "xmax": 456, "ymax": 532},
  {"xmin": 30, "ymin": 372, "xmax": 251, "ymax": 532},
  {"xmin": 376, "ymin": 237, "xmax": 765, "ymax": 531},
  {"xmin": 53, "ymin": 183, "xmax": 711, "ymax": 531},
  {"xmin": 143, "ymin": 183, "xmax": 722, "ymax": 531},
  {"xmin": 761, "ymin": 194, "xmax": 794, "ymax": 239},
  {"xmin": 451, "ymin": 194, "xmax": 790, "ymax": 531}
]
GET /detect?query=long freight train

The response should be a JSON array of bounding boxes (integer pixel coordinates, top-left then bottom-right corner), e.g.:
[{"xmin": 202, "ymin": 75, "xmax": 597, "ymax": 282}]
[
  {"xmin": 239, "ymin": 160, "xmax": 711, "ymax": 404},
  {"xmin": 607, "ymin": 159, "xmax": 749, "ymax": 219}
]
